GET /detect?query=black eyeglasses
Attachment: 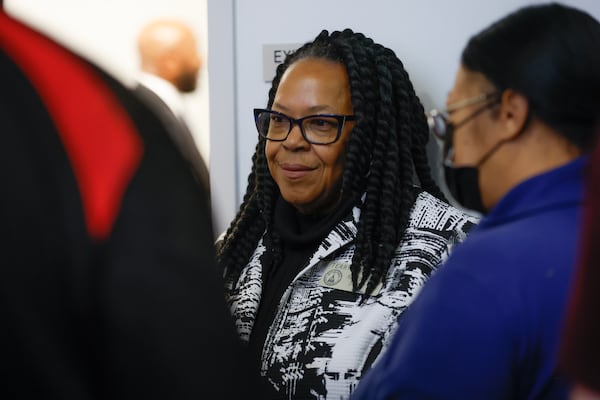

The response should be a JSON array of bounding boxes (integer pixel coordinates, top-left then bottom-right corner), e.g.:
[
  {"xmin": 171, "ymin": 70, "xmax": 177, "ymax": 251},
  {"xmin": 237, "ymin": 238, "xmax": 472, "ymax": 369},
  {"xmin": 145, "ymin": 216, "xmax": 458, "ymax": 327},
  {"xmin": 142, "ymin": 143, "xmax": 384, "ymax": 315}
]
[
  {"xmin": 253, "ymin": 108, "xmax": 355, "ymax": 145},
  {"xmin": 427, "ymin": 92, "xmax": 500, "ymax": 140}
]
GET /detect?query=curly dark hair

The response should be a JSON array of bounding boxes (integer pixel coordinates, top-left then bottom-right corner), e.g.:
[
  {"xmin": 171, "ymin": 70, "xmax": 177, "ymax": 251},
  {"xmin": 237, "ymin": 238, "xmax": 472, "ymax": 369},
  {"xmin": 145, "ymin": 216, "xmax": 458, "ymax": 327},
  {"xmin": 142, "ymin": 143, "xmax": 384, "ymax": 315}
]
[{"xmin": 218, "ymin": 29, "xmax": 445, "ymax": 295}]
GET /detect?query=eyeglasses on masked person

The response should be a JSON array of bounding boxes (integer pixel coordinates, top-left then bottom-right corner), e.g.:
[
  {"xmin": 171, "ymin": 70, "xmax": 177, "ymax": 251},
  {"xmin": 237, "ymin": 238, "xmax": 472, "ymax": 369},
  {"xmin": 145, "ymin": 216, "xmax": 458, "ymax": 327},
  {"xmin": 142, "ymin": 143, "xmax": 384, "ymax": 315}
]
[{"xmin": 427, "ymin": 92, "xmax": 501, "ymax": 145}]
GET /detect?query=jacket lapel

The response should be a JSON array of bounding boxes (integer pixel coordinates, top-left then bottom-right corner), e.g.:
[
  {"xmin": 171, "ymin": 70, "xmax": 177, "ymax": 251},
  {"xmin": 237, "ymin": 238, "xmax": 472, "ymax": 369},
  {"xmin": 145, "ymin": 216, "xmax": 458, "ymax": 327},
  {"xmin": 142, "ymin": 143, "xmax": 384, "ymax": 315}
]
[{"xmin": 228, "ymin": 205, "xmax": 361, "ymax": 341}]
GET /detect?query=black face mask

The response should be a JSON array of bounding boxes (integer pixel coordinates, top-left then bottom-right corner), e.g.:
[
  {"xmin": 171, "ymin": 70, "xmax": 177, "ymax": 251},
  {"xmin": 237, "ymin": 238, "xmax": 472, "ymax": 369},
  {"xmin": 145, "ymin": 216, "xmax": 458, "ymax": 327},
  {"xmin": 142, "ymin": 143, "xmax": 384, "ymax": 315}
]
[
  {"xmin": 442, "ymin": 131, "xmax": 509, "ymax": 214},
  {"xmin": 443, "ymin": 163, "xmax": 485, "ymax": 213},
  {"xmin": 438, "ymin": 93, "xmax": 528, "ymax": 214}
]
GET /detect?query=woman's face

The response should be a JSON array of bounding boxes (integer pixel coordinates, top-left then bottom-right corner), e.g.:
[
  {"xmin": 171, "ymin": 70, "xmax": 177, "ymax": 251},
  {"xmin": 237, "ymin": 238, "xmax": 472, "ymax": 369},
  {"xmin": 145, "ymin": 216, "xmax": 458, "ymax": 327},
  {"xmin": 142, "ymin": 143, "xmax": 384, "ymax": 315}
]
[
  {"xmin": 266, "ymin": 58, "xmax": 354, "ymax": 215},
  {"xmin": 446, "ymin": 65, "xmax": 499, "ymax": 167},
  {"xmin": 447, "ymin": 65, "xmax": 509, "ymax": 210}
]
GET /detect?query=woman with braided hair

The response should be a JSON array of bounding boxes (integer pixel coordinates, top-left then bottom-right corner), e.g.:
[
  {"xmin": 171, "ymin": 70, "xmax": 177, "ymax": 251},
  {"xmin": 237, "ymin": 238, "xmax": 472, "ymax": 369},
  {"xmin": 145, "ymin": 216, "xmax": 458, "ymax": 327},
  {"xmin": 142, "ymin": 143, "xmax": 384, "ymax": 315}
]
[{"xmin": 218, "ymin": 29, "xmax": 477, "ymax": 399}]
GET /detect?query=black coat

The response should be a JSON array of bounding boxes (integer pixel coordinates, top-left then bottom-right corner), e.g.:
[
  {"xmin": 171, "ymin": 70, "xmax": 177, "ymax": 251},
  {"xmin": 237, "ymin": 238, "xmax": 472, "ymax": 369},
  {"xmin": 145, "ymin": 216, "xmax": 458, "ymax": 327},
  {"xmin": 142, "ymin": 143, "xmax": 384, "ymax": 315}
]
[{"xmin": 0, "ymin": 11, "xmax": 252, "ymax": 399}]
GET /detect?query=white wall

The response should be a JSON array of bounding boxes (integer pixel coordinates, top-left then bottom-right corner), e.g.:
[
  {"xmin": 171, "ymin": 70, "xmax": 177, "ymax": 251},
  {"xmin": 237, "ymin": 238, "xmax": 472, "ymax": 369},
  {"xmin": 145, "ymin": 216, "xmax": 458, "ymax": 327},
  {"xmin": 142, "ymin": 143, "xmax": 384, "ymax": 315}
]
[
  {"xmin": 233, "ymin": 0, "xmax": 600, "ymax": 202},
  {"xmin": 205, "ymin": 0, "xmax": 237, "ymax": 235}
]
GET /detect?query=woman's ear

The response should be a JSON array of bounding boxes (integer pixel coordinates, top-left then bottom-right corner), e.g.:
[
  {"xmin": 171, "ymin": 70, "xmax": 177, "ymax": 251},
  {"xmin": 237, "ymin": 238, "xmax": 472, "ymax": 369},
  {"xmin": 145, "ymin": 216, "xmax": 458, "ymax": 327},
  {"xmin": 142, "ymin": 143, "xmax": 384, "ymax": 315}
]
[{"xmin": 498, "ymin": 89, "xmax": 530, "ymax": 139}]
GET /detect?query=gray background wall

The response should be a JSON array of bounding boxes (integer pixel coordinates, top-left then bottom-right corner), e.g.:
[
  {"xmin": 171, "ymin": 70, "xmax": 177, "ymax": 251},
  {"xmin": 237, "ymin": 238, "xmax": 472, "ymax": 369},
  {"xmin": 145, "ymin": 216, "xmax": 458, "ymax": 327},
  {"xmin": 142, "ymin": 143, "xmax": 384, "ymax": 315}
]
[{"xmin": 233, "ymin": 0, "xmax": 600, "ymax": 211}]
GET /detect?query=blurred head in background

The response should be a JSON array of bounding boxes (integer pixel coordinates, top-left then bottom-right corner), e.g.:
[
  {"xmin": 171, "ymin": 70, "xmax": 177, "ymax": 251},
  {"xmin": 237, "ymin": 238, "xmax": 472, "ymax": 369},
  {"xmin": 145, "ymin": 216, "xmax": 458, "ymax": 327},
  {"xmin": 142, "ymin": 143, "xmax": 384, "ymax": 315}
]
[{"xmin": 137, "ymin": 19, "xmax": 201, "ymax": 93}]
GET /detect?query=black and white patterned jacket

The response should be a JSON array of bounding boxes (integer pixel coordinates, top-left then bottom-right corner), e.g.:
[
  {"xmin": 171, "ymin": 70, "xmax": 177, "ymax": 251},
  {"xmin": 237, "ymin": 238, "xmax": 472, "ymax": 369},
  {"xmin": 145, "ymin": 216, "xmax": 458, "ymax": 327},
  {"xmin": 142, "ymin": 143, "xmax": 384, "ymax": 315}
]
[{"xmin": 225, "ymin": 191, "xmax": 478, "ymax": 399}]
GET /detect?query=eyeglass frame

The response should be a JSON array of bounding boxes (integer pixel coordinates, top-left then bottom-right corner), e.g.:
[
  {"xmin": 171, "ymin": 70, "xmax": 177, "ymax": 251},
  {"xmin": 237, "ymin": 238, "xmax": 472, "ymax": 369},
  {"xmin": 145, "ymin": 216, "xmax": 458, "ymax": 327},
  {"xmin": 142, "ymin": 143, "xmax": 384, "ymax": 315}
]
[
  {"xmin": 427, "ymin": 92, "xmax": 501, "ymax": 140},
  {"xmin": 253, "ymin": 108, "xmax": 356, "ymax": 145}
]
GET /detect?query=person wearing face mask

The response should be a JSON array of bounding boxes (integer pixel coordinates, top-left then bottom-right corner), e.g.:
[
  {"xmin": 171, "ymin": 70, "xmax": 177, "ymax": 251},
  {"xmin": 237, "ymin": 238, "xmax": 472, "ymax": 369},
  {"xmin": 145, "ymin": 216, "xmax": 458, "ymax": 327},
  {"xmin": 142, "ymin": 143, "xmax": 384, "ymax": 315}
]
[
  {"xmin": 352, "ymin": 3, "xmax": 600, "ymax": 400},
  {"xmin": 217, "ymin": 29, "xmax": 478, "ymax": 399}
]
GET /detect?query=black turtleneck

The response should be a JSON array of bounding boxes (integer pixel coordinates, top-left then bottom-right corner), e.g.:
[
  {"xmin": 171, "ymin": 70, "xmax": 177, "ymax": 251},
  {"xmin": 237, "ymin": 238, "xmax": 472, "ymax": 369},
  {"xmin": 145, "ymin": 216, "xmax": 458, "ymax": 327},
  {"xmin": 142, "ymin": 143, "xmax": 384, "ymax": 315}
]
[{"xmin": 248, "ymin": 194, "xmax": 357, "ymax": 397}]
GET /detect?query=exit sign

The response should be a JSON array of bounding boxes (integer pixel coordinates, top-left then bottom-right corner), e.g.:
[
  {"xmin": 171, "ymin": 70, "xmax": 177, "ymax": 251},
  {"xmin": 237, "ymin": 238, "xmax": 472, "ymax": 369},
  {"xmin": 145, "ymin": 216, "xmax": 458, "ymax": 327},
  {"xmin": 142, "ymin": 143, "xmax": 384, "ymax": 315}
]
[{"xmin": 262, "ymin": 43, "xmax": 302, "ymax": 82}]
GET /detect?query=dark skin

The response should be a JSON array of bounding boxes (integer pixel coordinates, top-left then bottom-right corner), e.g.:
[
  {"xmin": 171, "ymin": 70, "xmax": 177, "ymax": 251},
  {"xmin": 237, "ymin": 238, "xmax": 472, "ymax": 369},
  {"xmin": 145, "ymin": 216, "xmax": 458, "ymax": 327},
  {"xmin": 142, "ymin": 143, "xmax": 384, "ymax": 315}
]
[{"xmin": 266, "ymin": 58, "xmax": 355, "ymax": 215}]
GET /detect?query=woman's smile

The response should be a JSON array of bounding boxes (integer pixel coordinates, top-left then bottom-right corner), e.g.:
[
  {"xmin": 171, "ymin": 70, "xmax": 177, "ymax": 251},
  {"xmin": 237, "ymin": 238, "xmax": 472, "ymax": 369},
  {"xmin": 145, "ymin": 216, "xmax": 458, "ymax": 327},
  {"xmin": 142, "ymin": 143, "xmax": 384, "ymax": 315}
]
[{"xmin": 278, "ymin": 162, "xmax": 317, "ymax": 179}]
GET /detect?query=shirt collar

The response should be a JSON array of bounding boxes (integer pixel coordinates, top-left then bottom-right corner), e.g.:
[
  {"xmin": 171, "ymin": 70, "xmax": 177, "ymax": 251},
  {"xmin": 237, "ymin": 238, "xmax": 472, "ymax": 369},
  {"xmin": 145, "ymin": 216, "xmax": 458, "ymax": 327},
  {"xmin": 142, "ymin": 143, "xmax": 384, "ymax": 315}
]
[
  {"xmin": 137, "ymin": 72, "xmax": 185, "ymax": 117},
  {"xmin": 480, "ymin": 156, "xmax": 588, "ymax": 228}
]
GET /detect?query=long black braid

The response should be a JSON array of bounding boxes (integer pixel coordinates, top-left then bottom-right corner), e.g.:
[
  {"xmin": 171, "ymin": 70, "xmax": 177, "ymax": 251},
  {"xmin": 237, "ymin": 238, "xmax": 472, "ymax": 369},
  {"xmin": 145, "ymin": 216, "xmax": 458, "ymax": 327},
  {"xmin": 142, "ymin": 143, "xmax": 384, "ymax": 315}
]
[{"xmin": 218, "ymin": 29, "xmax": 446, "ymax": 295}]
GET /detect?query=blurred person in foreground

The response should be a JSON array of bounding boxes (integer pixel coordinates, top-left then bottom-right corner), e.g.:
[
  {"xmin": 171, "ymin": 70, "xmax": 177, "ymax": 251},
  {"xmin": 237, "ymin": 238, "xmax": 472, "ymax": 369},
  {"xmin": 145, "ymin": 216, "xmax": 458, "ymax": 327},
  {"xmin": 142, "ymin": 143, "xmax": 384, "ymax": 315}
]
[
  {"xmin": 216, "ymin": 28, "xmax": 478, "ymax": 399},
  {"xmin": 352, "ymin": 3, "xmax": 600, "ymax": 399},
  {"xmin": 0, "ymin": 5, "xmax": 250, "ymax": 399},
  {"xmin": 560, "ymin": 133, "xmax": 600, "ymax": 399}
]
